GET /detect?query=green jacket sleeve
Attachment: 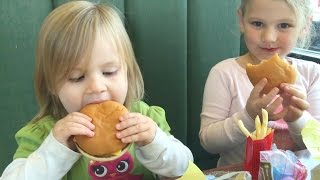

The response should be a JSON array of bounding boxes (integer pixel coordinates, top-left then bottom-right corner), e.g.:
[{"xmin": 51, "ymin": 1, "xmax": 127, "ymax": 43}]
[
  {"xmin": 130, "ymin": 101, "xmax": 171, "ymax": 135},
  {"xmin": 13, "ymin": 116, "xmax": 55, "ymax": 159}
]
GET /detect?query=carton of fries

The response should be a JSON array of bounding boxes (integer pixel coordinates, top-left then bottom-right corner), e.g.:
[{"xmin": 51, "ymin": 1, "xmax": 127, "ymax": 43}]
[{"xmin": 237, "ymin": 109, "xmax": 274, "ymax": 180}]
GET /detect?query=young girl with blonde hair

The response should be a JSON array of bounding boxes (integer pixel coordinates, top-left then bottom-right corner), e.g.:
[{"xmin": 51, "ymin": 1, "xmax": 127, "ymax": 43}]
[
  {"xmin": 1, "ymin": 1, "xmax": 193, "ymax": 179},
  {"xmin": 200, "ymin": 0, "xmax": 320, "ymax": 167}
]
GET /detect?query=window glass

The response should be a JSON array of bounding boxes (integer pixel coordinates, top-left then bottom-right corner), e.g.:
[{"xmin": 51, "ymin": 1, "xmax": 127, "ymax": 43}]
[{"xmin": 309, "ymin": 0, "xmax": 320, "ymax": 52}]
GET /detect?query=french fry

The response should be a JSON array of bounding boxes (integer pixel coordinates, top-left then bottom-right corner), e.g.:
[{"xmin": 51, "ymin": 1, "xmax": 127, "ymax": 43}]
[
  {"xmin": 238, "ymin": 120, "xmax": 252, "ymax": 138},
  {"xmin": 251, "ymin": 130, "xmax": 257, "ymax": 140},
  {"xmin": 261, "ymin": 109, "xmax": 268, "ymax": 138},
  {"xmin": 237, "ymin": 109, "xmax": 273, "ymax": 141},
  {"xmin": 255, "ymin": 115, "xmax": 262, "ymax": 139},
  {"xmin": 267, "ymin": 127, "xmax": 272, "ymax": 135}
]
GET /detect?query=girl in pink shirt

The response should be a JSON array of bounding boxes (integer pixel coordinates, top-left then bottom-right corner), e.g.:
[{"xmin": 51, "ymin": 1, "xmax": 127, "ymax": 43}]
[{"xmin": 199, "ymin": 0, "xmax": 320, "ymax": 167}]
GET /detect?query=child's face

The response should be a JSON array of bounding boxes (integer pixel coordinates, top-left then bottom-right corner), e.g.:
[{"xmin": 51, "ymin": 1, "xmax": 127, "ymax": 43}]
[
  {"xmin": 239, "ymin": 0, "xmax": 299, "ymax": 62},
  {"xmin": 57, "ymin": 36, "xmax": 128, "ymax": 113}
]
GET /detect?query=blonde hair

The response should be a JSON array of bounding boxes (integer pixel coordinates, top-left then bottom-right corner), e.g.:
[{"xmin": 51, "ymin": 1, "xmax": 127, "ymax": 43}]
[
  {"xmin": 239, "ymin": 0, "xmax": 314, "ymax": 48},
  {"xmin": 33, "ymin": 1, "xmax": 144, "ymax": 122}
]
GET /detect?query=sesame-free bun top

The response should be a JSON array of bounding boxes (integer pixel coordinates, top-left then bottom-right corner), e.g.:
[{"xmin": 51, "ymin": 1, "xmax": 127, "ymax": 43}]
[
  {"xmin": 246, "ymin": 53, "xmax": 297, "ymax": 94},
  {"xmin": 74, "ymin": 100, "xmax": 128, "ymax": 157}
]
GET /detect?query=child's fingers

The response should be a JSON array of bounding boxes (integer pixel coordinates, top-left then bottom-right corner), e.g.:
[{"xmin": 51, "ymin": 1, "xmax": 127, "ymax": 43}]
[
  {"xmin": 117, "ymin": 118, "xmax": 157, "ymax": 146},
  {"xmin": 290, "ymin": 96, "xmax": 309, "ymax": 111},
  {"xmin": 247, "ymin": 80, "xmax": 280, "ymax": 120},
  {"xmin": 59, "ymin": 120, "xmax": 94, "ymax": 135},
  {"xmin": 280, "ymin": 84, "xmax": 306, "ymax": 99},
  {"xmin": 65, "ymin": 123, "xmax": 95, "ymax": 137},
  {"xmin": 263, "ymin": 87, "xmax": 280, "ymax": 102},
  {"xmin": 116, "ymin": 122, "xmax": 149, "ymax": 139},
  {"xmin": 53, "ymin": 119, "xmax": 95, "ymax": 146},
  {"xmin": 265, "ymin": 96, "xmax": 283, "ymax": 113},
  {"xmin": 62, "ymin": 112, "xmax": 94, "ymax": 130},
  {"xmin": 55, "ymin": 113, "xmax": 94, "ymax": 133},
  {"xmin": 269, "ymin": 108, "xmax": 288, "ymax": 121},
  {"xmin": 52, "ymin": 112, "xmax": 95, "ymax": 140},
  {"xmin": 72, "ymin": 112, "xmax": 93, "ymax": 121},
  {"xmin": 280, "ymin": 105, "xmax": 305, "ymax": 122},
  {"xmin": 119, "ymin": 112, "xmax": 138, "ymax": 121},
  {"xmin": 73, "ymin": 117, "xmax": 95, "ymax": 130},
  {"xmin": 119, "ymin": 131, "xmax": 152, "ymax": 145},
  {"xmin": 251, "ymin": 78, "xmax": 268, "ymax": 97},
  {"xmin": 287, "ymin": 105, "xmax": 304, "ymax": 120},
  {"xmin": 116, "ymin": 114, "xmax": 147, "ymax": 130}
]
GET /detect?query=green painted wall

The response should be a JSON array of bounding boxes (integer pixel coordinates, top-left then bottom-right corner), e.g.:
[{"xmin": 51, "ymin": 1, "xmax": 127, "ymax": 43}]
[
  {"xmin": 126, "ymin": 0, "xmax": 188, "ymax": 143},
  {"xmin": 0, "ymin": 0, "xmax": 51, "ymax": 173},
  {"xmin": 187, "ymin": 0, "xmax": 240, "ymax": 169},
  {"xmin": 0, "ymin": 0, "xmax": 240, "ymax": 174}
]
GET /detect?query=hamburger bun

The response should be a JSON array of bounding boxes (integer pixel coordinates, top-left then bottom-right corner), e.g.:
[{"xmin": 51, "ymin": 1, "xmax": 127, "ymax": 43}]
[
  {"xmin": 74, "ymin": 100, "xmax": 129, "ymax": 159},
  {"xmin": 246, "ymin": 53, "xmax": 297, "ymax": 94}
]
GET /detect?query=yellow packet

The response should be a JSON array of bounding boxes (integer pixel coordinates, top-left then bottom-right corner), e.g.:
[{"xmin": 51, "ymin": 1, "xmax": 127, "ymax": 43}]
[
  {"xmin": 301, "ymin": 119, "xmax": 320, "ymax": 160},
  {"xmin": 177, "ymin": 161, "xmax": 206, "ymax": 180}
]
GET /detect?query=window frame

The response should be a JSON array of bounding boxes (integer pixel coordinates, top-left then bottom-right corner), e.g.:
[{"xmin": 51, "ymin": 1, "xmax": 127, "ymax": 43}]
[{"xmin": 289, "ymin": 48, "xmax": 320, "ymax": 63}]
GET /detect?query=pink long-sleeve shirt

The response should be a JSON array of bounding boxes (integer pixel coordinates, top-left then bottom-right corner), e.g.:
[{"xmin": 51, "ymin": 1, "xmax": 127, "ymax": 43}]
[{"xmin": 199, "ymin": 56, "xmax": 320, "ymax": 167}]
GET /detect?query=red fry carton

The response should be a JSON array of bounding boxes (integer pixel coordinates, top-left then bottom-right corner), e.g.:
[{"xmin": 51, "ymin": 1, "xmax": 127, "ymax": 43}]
[{"xmin": 244, "ymin": 131, "xmax": 274, "ymax": 180}]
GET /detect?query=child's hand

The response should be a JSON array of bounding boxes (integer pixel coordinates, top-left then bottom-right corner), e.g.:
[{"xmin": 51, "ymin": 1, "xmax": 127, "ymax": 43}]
[
  {"xmin": 116, "ymin": 112, "xmax": 157, "ymax": 147},
  {"xmin": 246, "ymin": 78, "xmax": 283, "ymax": 120},
  {"xmin": 272, "ymin": 83, "xmax": 309, "ymax": 122},
  {"xmin": 52, "ymin": 112, "xmax": 95, "ymax": 151}
]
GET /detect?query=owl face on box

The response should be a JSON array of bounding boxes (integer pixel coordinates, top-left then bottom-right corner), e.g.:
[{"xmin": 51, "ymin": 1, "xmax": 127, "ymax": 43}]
[{"xmin": 88, "ymin": 152, "xmax": 143, "ymax": 180}]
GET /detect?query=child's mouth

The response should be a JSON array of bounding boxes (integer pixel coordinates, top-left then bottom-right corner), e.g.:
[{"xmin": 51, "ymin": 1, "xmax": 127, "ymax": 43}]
[{"xmin": 262, "ymin": 47, "xmax": 279, "ymax": 53}]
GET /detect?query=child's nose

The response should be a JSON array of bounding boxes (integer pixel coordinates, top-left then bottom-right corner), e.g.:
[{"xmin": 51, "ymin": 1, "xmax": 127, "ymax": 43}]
[
  {"xmin": 86, "ymin": 75, "xmax": 106, "ymax": 94},
  {"xmin": 261, "ymin": 28, "xmax": 277, "ymax": 43}
]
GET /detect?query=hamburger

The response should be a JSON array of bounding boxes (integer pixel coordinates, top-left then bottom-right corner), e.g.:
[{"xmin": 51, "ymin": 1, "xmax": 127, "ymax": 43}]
[
  {"xmin": 74, "ymin": 100, "xmax": 130, "ymax": 161},
  {"xmin": 246, "ymin": 53, "xmax": 297, "ymax": 94}
]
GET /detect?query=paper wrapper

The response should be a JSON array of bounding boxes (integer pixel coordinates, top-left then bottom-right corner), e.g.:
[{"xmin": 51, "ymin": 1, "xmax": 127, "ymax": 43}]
[
  {"xmin": 260, "ymin": 148, "xmax": 307, "ymax": 180},
  {"xmin": 244, "ymin": 132, "xmax": 274, "ymax": 180}
]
